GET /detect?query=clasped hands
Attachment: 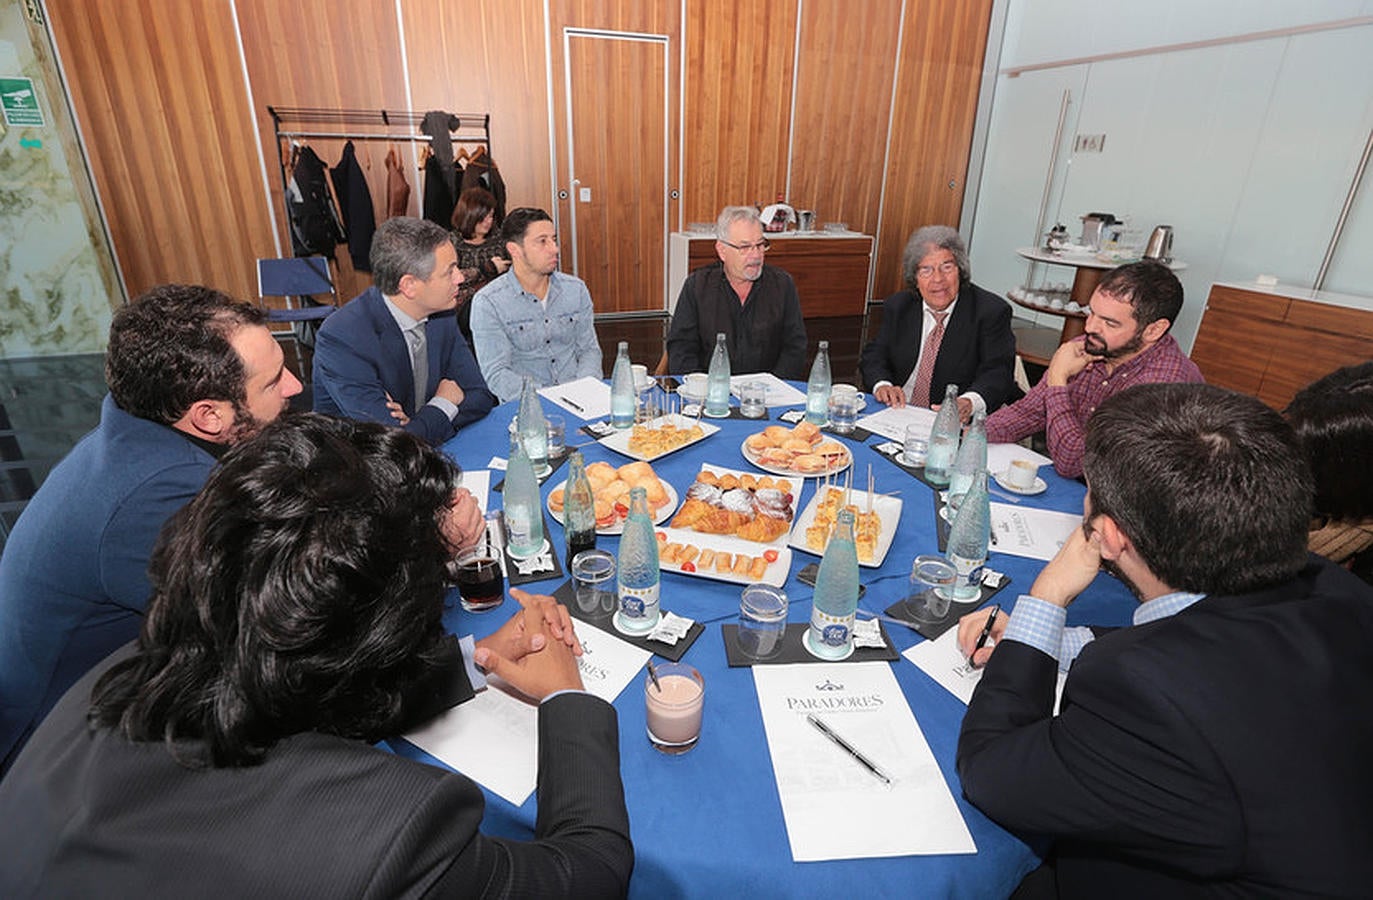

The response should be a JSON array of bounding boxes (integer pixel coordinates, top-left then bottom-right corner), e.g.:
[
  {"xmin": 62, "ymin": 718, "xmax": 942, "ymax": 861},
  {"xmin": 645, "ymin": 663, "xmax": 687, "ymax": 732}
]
[
  {"xmin": 956, "ymin": 525, "xmax": 1103, "ymax": 667},
  {"xmin": 873, "ymin": 384, "xmax": 973, "ymax": 424}
]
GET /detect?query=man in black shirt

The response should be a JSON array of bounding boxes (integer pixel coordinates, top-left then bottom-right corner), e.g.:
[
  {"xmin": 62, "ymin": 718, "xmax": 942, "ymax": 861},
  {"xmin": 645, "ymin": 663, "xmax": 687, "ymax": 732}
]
[{"xmin": 666, "ymin": 206, "xmax": 807, "ymax": 379}]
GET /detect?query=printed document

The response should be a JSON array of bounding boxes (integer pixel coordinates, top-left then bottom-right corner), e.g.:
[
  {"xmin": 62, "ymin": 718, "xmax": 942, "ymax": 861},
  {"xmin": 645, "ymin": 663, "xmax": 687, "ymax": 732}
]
[
  {"xmin": 991, "ymin": 503, "xmax": 1082, "ymax": 561},
  {"xmin": 753, "ymin": 662, "xmax": 976, "ymax": 861},
  {"xmin": 404, "ymin": 620, "xmax": 649, "ymax": 805}
]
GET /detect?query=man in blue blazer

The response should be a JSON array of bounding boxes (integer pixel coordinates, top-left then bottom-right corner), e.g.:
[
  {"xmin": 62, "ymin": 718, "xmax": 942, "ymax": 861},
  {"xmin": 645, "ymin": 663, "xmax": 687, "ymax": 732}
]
[
  {"xmin": 314, "ymin": 217, "xmax": 495, "ymax": 444},
  {"xmin": 0, "ymin": 285, "xmax": 302, "ymax": 774},
  {"xmin": 956, "ymin": 384, "xmax": 1373, "ymax": 896},
  {"xmin": 861, "ymin": 225, "xmax": 1015, "ymax": 422}
]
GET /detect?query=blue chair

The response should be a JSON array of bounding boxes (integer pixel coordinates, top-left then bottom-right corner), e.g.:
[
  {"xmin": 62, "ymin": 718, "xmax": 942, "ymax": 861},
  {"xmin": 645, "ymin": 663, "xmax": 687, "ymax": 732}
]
[{"xmin": 256, "ymin": 257, "xmax": 339, "ymax": 360}]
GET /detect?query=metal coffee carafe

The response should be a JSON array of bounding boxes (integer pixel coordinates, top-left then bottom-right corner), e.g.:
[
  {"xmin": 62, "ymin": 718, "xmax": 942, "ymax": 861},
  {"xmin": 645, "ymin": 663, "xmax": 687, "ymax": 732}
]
[{"xmin": 1143, "ymin": 225, "xmax": 1173, "ymax": 263}]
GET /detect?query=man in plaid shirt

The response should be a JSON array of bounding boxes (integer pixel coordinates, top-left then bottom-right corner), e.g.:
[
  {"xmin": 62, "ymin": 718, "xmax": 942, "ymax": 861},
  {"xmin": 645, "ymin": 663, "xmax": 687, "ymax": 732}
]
[{"xmin": 985, "ymin": 260, "xmax": 1203, "ymax": 477}]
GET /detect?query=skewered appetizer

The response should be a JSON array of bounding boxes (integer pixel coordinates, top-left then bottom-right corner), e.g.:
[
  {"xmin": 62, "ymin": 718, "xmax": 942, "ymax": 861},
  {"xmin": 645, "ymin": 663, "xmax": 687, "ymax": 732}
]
[
  {"xmin": 548, "ymin": 460, "xmax": 670, "ymax": 529},
  {"xmin": 669, "ymin": 469, "xmax": 795, "ymax": 542},
  {"xmin": 743, "ymin": 421, "xmax": 849, "ymax": 474},
  {"xmin": 804, "ymin": 486, "xmax": 882, "ymax": 563},
  {"xmin": 626, "ymin": 419, "xmax": 707, "ymax": 458}
]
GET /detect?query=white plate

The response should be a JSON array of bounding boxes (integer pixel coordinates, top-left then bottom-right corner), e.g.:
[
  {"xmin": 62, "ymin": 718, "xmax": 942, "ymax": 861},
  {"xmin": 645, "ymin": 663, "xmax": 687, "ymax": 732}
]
[
  {"xmin": 788, "ymin": 487, "xmax": 901, "ymax": 568},
  {"xmin": 656, "ymin": 527, "xmax": 790, "ymax": 587},
  {"xmin": 596, "ymin": 414, "xmax": 719, "ymax": 462},
  {"xmin": 546, "ymin": 480, "xmax": 678, "ymax": 536},
  {"xmin": 992, "ymin": 470, "xmax": 1047, "ymax": 496},
  {"xmin": 668, "ymin": 463, "xmax": 802, "ymax": 548},
  {"xmin": 740, "ymin": 437, "xmax": 853, "ymax": 479}
]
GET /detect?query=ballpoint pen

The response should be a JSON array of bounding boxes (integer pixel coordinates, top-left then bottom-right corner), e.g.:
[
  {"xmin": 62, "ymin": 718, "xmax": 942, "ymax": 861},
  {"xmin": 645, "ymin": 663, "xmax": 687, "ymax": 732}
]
[
  {"xmin": 807, "ymin": 714, "xmax": 892, "ymax": 786},
  {"xmin": 973, "ymin": 604, "xmax": 1000, "ymax": 655},
  {"xmin": 559, "ymin": 395, "xmax": 585, "ymax": 413}
]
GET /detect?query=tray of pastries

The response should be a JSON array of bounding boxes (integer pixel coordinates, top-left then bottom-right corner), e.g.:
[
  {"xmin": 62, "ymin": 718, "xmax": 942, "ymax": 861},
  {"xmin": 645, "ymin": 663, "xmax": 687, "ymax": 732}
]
[
  {"xmin": 667, "ymin": 464, "xmax": 800, "ymax": 546},
  {"xmin": 740, "ymin": 421, "xmax": 852, "ymax": 477},
  {"xmin": 547, "ymin": 460, "xmax": 677, "ymax": 535}
]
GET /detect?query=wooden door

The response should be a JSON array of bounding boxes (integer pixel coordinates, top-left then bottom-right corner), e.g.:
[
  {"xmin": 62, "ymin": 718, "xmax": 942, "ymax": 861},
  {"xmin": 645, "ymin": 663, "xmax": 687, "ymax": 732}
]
[{"xmin": 562, "ymin": 30, "xmax": 668, "ymax": 315}]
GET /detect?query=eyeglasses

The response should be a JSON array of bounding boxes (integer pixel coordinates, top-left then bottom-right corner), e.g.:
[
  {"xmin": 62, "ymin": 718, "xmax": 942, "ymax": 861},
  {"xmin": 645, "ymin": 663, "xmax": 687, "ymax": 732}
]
[
  {"xmin": 916, "ymin": 260, "xmax": 958, "ymax": 279},
  {"xmin": 719, "ymin": 238, "xmax": 771, "ymax": 254}
]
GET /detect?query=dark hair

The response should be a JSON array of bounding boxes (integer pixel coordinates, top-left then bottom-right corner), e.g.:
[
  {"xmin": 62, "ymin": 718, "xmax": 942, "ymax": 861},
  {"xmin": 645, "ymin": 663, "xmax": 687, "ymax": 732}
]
[
  {"xmin": 106, "ymin": 284, "xmax": 266, "ymax": 425},
  {"xmin": 1095, "ymin": 260, "xmax": 1184, "ymax": 332},
  {"xmin": 1285, "ymin": 362, "xmax": 1373, "ymax": 521},
  {"xmin": 451, "ymin": 187, "xmax": 498, "ymax": 239},
  {"xmin": 901, "ymin": 225, "xmax": 970, "ymax": 289},
  {"xmin": 89, "ymin": 414, "xmax": 461, "ymax": 767},
  {"xmin": 1084, "ymin": 383, "xmax": 1312, "ymax": 595},
  {"xmin": 499, "ymin": 207, "xmax": 553, "ymax": 248},
  {"xmin": 370, "ymin": 216, "xmax": 453, "ymax": 295}
]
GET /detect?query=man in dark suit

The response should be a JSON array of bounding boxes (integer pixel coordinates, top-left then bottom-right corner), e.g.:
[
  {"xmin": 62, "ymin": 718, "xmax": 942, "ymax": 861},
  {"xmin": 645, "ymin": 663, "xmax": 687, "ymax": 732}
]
[
  {"xmin": 0, "ymin": 415, "xmax": 633, "ymax": 898},
  {"xmin": 314, "ymin": 216, "xmax": 495, "ymax": 444},
  {"xmin": 861, "ymin": 225, "xmax": 1015, "ymax": 422},
  {"xmin": 956, "ymin": 383, "xmax": 1373, "ymax": 897}
]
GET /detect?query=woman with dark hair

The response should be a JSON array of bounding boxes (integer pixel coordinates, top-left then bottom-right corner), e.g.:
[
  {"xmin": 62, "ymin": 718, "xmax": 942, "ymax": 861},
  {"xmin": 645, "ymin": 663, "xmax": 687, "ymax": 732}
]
[
  {"xmin": 0, "ymin": 415, "xmax": 633, "ymax": 897},
  {"xmin": 1285, "ymin": 362, "xmax": 1373, "ymax": 582},
  {"xmin": 452, "ymin": 187, "xmax": 510, "ymax": 346}
]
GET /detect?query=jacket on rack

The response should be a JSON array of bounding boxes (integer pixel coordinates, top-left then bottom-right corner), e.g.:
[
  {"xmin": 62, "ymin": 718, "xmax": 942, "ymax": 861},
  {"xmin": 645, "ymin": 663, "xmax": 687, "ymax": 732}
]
[
  {"xmin": 384, "ymin": 148, "xmax": 410, "ymax": 218},
  {"xmin": 460, "ymin": 149, "xmax": 506, "ymax": 226},
  {"xmin": 286, "ymin": 145, "xmax": 346, "ymax": 259},
  {"xmin": 423, "ymin": 155, "xmax": 456, "ymax": 228},
  {"xmin": 330, "ymin": 141, "xmax": 376, "ymax": 272}
]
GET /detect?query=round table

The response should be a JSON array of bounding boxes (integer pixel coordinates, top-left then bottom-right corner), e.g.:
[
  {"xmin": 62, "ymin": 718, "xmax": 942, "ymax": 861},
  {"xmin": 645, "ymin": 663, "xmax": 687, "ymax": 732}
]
[{"xmin": 396, "ymin": 389, "xmax": 1137, "ymax": 898}]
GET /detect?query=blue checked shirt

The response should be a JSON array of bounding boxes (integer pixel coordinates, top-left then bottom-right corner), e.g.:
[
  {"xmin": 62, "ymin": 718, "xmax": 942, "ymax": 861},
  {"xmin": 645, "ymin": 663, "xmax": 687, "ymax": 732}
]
[{"xmin": 1002, "ymin": 590, "xmax": 1207, "ymax": 673}]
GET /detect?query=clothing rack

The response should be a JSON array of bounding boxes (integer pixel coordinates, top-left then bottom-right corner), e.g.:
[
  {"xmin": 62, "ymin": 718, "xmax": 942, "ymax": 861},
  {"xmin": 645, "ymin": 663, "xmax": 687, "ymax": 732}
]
[{"xmin": 266, "ymin": 105, "xmax": 493, "ymax": 261}]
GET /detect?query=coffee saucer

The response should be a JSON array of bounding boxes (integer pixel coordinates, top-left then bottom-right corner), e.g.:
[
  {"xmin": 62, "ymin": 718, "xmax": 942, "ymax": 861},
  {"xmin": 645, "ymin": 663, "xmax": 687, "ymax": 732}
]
[{"xmin": 993, "ymin": 470, "xmax": 1047, "ymax": 496}]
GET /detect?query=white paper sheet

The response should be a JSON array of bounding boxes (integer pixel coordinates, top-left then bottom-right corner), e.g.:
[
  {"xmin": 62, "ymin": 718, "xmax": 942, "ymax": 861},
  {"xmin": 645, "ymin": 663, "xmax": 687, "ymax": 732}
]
[
  {"xmin": 752, "ymin": 662, "xmax": 976, "ymax": 861},
  {"xmin": 729, "ymin": 372, "xmax": 807, "ymax": 406},
  {"xmin": 540, "ymin": 376, "xmax": 611, "ymax": 420},
  {"xmin": 904, "ymin": 627, "xmax": 1068, "ymax": 710},
  {"xmin": 403, "ymin": 621, "xmax": 650, "ymax": 805},
  {"xmin": 856, "ymin": 405, "xmax": 938, "ymax": 442},
  {"xmin": 991, "ymin": 503, "xmax": 1082, "ymax": 561},
  {"xmin": 459, "ymin": 469, "xmax": 491, "ymax": 514}
]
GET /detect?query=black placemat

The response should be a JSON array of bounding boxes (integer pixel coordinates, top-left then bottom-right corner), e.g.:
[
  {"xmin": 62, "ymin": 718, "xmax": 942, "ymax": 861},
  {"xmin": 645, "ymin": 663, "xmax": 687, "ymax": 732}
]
[
  {"xmin": 501, "ymin": 513, "xmax": 564, "ymax": 585},
  {"xmin": 774, "ymin": 408, "xmax": 874, "ymax": 441},
  {"xmin": 870, "ymin": 440, "xmax": 944, "ymax": 489},
  {"xmin": 883, "ymin": 578, "xmax": 1011, "ymax": 642},
  {"xmin": 492, "ymin": 452, "xmax": 568, "ymax": 492},
  {"xmin": 552, "ymin": 580, "xmax": 703, "ymax": 661},
  {"xmin": 721, "ymin": 622, "xmax": 898, "ymax": 667},
  {"xmin": 934, "ymin": 495, "xmax": 1005, "ymax": 554},
  {"xmin": 580, "ymin": 420, "xmax": 616, "ymax": 439}
]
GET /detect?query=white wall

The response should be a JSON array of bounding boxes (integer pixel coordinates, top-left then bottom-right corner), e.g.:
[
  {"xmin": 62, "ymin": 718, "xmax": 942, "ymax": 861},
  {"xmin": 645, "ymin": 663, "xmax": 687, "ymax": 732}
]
[{"xmin": 968, "ymin": 1, "xmax": 1373, "ymax": 351}]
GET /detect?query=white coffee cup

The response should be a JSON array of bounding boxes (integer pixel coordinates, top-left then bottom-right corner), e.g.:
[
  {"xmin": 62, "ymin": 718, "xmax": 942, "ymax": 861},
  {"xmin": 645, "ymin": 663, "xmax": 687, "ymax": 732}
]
[
  {"xmin": 631, "ymin": 363, "xmax": 649, "ymax": 390},
  {"xmin": 831, "ymin": 383, "xmax": 858, "ymax": 398},
  {"xmin": 1005, "ymin": 458, "xmax": 1040, "ymax": 490},
  {"xmin": 683, "ymin": 372, "xmax": 708, "ymax": 397}
]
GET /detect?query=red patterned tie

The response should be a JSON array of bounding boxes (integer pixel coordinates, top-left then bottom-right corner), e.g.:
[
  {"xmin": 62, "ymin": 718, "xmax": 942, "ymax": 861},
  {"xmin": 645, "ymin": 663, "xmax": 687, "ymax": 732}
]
[{"xmin": 906, "ymin": 310, "xmax": 948, "ymax": 407}]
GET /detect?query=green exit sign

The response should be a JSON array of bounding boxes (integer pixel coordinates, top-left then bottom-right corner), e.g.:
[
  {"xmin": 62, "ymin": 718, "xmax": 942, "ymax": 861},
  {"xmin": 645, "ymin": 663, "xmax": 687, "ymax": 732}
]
[{"xmin": 0, "ymin": 77, "xmax": 44, "ymax": 127}]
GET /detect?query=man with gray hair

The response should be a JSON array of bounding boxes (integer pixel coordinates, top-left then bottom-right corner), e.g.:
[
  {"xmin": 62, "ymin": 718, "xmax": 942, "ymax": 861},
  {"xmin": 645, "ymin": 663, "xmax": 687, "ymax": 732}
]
[
  {"xmin": 666, "ymin": 205, "xmax": 807, "ymax": 379},
  {"xmin": 314, "ymin": 216, "xmax": 495, "ymax": 444},
  {"xmin": 861, "ymin": 225, "xmax": 1015, "ymax": 422}
]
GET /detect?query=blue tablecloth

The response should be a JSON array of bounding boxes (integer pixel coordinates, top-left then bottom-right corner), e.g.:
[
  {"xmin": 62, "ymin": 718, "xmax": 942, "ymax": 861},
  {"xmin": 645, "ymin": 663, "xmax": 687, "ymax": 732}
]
[{"xmin": 393, "ymin": 391, "xmax": 1136, "ymax": 899}]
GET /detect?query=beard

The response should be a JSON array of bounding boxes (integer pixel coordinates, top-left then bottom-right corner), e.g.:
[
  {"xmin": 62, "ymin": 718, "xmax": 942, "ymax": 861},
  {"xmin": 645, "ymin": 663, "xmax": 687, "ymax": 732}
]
[
  {"xmin": 1099, "ymin": 555, "xmax": 1145, "ymax": 601},
  {"xmin": 226, "ymin": 403, "xmax": 284, "ymax": 445},
  {"xmin": 1083, "ymin": 327, "xmax": 1145, "ymax": 360}
]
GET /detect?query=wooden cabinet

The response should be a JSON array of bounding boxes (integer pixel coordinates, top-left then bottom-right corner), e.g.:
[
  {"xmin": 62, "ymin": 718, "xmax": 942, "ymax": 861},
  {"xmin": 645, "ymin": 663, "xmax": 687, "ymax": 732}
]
[
  {"xmin": 1190, "ymin": 283, "xmax": 1373, "ymax": 409},
  {"xmin": 667, "ymin": 232, "xmax": 873, "ymax": 318}
]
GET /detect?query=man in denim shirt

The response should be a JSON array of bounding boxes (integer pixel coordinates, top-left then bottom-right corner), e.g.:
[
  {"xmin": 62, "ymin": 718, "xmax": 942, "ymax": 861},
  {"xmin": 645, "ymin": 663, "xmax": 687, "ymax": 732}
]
[{"xmin": 470, "ymin": 208, "xmax": 602, "ymax": 402}]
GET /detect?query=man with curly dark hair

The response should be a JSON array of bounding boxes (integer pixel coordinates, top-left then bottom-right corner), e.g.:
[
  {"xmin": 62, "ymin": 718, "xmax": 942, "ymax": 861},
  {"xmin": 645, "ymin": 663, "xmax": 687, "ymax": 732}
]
[{"xmin": 0, "ymin": 415, "xmax": 631, "ymax": 898}]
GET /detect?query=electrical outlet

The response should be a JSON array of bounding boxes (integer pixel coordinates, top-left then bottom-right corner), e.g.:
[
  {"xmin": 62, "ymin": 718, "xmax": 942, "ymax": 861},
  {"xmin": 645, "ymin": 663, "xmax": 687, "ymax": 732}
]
[{"xmin": 1073, "ymin": 133, "xmax": 1106, "ymax": 153}]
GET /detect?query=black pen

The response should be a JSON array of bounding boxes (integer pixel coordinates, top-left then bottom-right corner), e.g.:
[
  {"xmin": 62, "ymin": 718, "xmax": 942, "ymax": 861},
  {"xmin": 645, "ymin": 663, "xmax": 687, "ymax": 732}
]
[
  {"xmin": 559, "ymin": 395, "xmax": 585, "ymax": 413},
  {"xmin": 807, "ymin": 714, "xmax": 891, "ymax": 786},
  {"xmin": 973, "ymin": 604, "xmax": 1001, "ymax": 654}
]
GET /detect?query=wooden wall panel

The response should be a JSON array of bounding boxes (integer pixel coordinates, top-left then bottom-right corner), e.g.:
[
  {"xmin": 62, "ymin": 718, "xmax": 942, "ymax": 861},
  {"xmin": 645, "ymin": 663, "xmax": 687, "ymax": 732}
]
[
  {"xmin": 236, "ymin": 0, "xmax": 407, "ymax": 302},
  {"xmin": 46, "ymin": 0, "xmax": 275, "ymax": 302},
  {"xmin": 402, "ymin": 0, "xmax": 553, "ymax": 213},
  {"xmin": 684, "ymin": 0, "xmax": 798, "ymax": 223},
  {"xmin": 787, "ymin": 0, "xmax": 902, "ymax": 249},
  {"xmin": 875, "ymin": 0, "xmax": 991, "ymax": 298}
]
